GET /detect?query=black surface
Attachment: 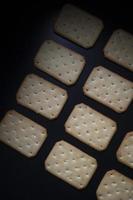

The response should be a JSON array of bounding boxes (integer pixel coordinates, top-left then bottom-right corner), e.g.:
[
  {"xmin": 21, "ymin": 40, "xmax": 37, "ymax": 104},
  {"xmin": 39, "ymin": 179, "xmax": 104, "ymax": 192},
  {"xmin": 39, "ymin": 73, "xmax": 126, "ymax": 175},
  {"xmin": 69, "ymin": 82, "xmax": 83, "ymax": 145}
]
[{"xmin": 0, "ymin": 1, "xmax": 133, "ymax": 200}]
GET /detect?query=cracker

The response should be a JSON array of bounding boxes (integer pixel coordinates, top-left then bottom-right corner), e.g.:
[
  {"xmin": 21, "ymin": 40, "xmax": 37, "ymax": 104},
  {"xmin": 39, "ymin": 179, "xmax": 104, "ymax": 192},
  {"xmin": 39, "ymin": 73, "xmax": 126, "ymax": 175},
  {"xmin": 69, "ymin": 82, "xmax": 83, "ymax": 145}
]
[
  {"xmin": 117, "ymin": 131, "xmax": 133, "ymax": 169},
  {"xmin": 45, "ymin": 140, "xmax": 97, "ymax": 189},
  {"xmin": 65, "ymin": 103, "xmax": 117, "ymax": 151},
  {"xmin": 16, "ymin": 74, "xmax": 68, "ymax": 119},
  {"xmin": 83, "ymin": 66, "xmax": 133, "ymax": 113},
  {"xmin": 104, "ymin": 29, "xmax": 133, "ymax": 71},
  {"xmin": 34, "ymin": 40, "xmax": 85, "ymax": 85},
  {"xmin": 54, "ymin": 4, "xmax": 103, "ymax": 48},
  {"xmin": 0, "ymin": 110, "xmax": 47, "ymax": 157},
  {"xmin": 96, "ymin": 170, "xmax": 133, "ymax": 200}
]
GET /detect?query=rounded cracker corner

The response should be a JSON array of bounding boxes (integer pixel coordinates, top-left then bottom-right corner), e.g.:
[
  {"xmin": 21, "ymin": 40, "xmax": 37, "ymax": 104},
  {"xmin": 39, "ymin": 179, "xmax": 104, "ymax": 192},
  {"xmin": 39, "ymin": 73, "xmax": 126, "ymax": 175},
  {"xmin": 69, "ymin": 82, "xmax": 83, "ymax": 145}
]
[
  {"xmin": 28, "ymin": 144, "xmax": 47, "ymax": 158},
  {"xmin": 66, "ymin": 64, "xmax": 86, "ymax": 86},
  {"xmin": 113, "ymin": 28, "xmax": 124, "ymax": 34},
  {"xmin": 115, "ymin": 105, "xmax": 129, "ymax": 113},
  {"xmin": 53, "ymin": 22, "xmax": 59, "ymax": 34},
  {"xmin": 75, "ymin": 102, "xmax": 84, "ymax": 108},
  {"xmin": 65, "ymin": 90, "xmax": 69, "ymax": 100},
  {"xmin": 48, "ymin": 114, "xmax": 58, "ymax": 120},
  {"xmin": 42, "ymin": 129, "xmax": 48, "ymax": 138},
  {"xmin": 16, "ymin": 91, "xmax": 23, "ymax": 104},
  {"xmin": 82, "ymin": 43, "xmax": 92, "ymax": 49},
  {"xmin": 26, "ymin": 73, "xmax": 35, "ymax": 78},
  {"xmin": 45, "ymin": 39, "xmax": 53, "ymax": 45},
  {"xmin": 100, "ymin": 19, "xmax": 104, "ymax": 30},
  {"xmin": 64, "ymin": 121, "xmax": 69, "ymax": 132},
  {"xmin": 52, "ymin": 13, "xmax": 59, "ymax": 24},
  {"xmin": 94, "ymin": 157, "xmax": 98, "ymax": 169},
  {"xmin": 113, "ymin": 121, "xmax": 117, "ymax": 131},
  {"xmin": 16, "ymin": 74, "xmax": 30, "ymax": 92},
  {"xmin": 94, "ymin": 65, "xmax": 103, "ymax": 70},
  {"xmin": 77, "ymin": 182, "xmax": 88, "ymax": 190},
  {"xmin": 81, "ymin": 39, "xmax": 97, "ymax": 48},
  {"xmin": 96, "ymin": 144, "xmax": 108, "ymax": 152},
  {"xmin": 116, "ymin": 147, "xmax": 121, "ymax": 159},
  {"xmin": 16, "ymin": 92, "xmax": 20, "ymax": 102},
  {"xmin": 19, "ymin": 73, "xmax": 36, "ymax": 85},
  {"xmin": 106, "ymin": 169, "xmax": 116, "ymax": 176},
  {"xmin": 109, "ymin": 120, "xmax": 117, "ymax": 134},
  {"xmin": 126, "ymin": 131, "xmax": 133, "ymax": 138},
  {"xmin": 82, "ymin": 85, "xmax": 88, "ymax": 95},
  {"xmin": 62, "ymin": 3, "xmax": 76, "ymax": 11},
  {"xmin": 26, "ymin": 151, "xmax": 37, "ymax": 158},
  {"xmin": 44, "ymin": 159, "xmax": 49, "ymax": 170},
  {"xmin": 96, "ymin": 186, "xmax": 103, "ymax": 200},
  {"xmin": 81, "ymin": 55, "xmax": 86, "ymax": 65},
  {"xmin": 6, "ymin": 109, "xmax": 15, "ymax": 116},
  {"xmin": 33, "ymin": 57, "xmax": 40, "ymax": 67},
  {"xmin": 56, "ymin": 140, "xmax": 64, "ymax": 146},
  {"xmin": 61, "ymin": 89, "xmax": 68, "ymax": 98},
  {"xmin": 65, "ymin": 79, "xmax": 76, "ymax": 86},
  {"xmin": 96, "ymin": 189, "xmax": 100, "ymax": 199},
  {"xmin": 0, "ymin": 110, "xmax": 14, "ymax": 123},
  {"xmin": 91, "ymin": 65, "xmax": 102, "ymax": 73},
  {"xmin": 52, "ymin": 104, "xmax": 68, "ymax": 120},
  {"xmin": 103, "ymin": 46, "xmax": 108, "ymax": 57}
]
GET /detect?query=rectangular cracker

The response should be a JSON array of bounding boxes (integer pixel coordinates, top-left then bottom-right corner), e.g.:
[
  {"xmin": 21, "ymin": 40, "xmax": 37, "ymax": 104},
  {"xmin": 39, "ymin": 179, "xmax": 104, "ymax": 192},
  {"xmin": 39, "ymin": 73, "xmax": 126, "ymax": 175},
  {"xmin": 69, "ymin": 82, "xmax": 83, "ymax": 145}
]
[
  {"xmin": 16, "ymin": 74, "xmax": 68, "ymax": 119},
  {"xmin": 104, "ymin": 29, "xmax": 133, "ymax": 71},
  {"xmin": 34, "ymin": 40, "xmax": 85, "ymax": 85},
  {"xmin": 117, "ymin": 131, "xmax": 133, "ymax": 169},
  {"xmin": 45, "ymin": 140, "xmax": 97, "ymax": 189},
  {"xmin": 54, "ymin": 4, "xmax": 103, "ymax": 48},
  {"xmin": 0, "ymin": 110, "xmax": 47, "ymax": 157},
  {"xmin": 83, "ymin": 66, "xmax": 133, "ymax": 113},
  {"xmin": 65, "ymin": 103, "xmax": 117, "ymax": 151},
  {"xmin": 96, "ymin": 170, "xmax": 133, "ymax": 200}
]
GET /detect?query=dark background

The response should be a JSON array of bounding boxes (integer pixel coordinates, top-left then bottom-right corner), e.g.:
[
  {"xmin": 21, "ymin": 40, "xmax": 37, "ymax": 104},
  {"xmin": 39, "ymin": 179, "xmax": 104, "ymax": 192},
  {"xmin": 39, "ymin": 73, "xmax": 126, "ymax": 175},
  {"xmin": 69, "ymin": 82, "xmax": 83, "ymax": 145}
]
[{"xmin": 0, "ymin": 0, "xmax": 133, "ymax": 200}]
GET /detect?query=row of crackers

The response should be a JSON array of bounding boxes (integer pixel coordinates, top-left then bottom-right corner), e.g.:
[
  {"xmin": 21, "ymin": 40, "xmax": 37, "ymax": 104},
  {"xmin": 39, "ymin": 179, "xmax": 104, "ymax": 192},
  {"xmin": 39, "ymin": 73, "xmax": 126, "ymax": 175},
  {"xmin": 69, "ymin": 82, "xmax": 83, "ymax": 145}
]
[{"xmin": 0, "ymin": 4, "xmax": 133, "ymax": 200}]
